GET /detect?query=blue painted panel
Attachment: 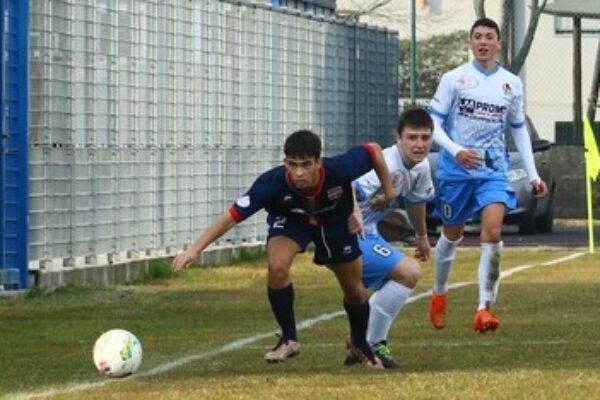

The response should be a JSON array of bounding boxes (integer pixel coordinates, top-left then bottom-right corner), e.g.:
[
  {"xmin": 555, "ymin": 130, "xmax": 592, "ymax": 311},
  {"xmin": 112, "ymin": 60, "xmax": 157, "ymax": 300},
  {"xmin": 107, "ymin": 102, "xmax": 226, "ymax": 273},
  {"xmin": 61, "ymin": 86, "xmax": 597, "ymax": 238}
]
[{"xmin": 1, "ymin": 0, "xmax": 30, "ymax": 289}]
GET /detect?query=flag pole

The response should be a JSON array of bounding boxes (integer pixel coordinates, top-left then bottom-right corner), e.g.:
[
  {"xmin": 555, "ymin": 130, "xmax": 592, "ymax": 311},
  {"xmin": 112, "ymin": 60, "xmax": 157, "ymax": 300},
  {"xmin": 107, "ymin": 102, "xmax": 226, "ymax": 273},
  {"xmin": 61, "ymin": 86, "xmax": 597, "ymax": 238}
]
[
  {"xmin": 586, "ymin": 169, "xmax": 595, "ymax": 254},
  {"xmin": 583, "ymin": 117, "xmax": 599, "ymax": 254}
]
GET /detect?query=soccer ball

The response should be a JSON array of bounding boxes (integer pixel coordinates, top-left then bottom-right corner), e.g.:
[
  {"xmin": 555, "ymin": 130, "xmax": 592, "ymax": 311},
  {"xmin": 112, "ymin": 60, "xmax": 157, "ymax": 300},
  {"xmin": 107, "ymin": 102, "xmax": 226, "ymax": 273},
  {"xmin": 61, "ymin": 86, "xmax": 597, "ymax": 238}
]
[{"xmin": 93, "ymin": 329, "xmax": 142, "ymax": 377}]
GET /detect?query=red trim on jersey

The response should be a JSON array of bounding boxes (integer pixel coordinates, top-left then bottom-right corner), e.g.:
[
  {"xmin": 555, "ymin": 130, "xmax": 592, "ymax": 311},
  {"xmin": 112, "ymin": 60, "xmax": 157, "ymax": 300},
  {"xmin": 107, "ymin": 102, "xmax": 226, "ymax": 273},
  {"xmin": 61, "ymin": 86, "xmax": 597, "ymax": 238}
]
[
  {"xmin": 311, "ymin": 167, "xmax": 325, "ymax": 197},
  {"xmin": 362, "ymin": 143, "xmax": 376, "ymax": 164},
  {"xmin": 285, "ymin": 167, "xmax": 325, "ymax": 198},
  {"xmin": 229, "ymin": 206, "xmax": 242, "ymax": 223}
]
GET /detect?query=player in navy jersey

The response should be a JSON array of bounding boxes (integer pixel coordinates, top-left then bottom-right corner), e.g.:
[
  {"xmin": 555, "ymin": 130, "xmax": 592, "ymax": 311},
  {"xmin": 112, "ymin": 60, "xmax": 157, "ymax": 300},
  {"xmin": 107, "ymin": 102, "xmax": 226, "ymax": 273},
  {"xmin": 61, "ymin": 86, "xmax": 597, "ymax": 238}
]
[
  {"xmin": 172, "ymin": 129, "xmax": 395, "ymax": 368},
  {"xmin": 427, "ymin": 18, "xmax": 548, "ymax": 333}
]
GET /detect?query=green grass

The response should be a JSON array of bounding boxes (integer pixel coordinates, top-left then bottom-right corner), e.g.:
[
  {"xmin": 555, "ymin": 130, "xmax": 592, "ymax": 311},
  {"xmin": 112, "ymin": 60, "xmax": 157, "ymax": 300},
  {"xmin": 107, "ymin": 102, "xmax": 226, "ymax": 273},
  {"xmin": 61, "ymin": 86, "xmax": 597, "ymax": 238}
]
[
  {"xmin": 1, "ymin": 248, "xmax": 599, "ymax": 399},
  {"xmin": 146, "ymin": 259, "xmax": 179, "ymax": 280}
]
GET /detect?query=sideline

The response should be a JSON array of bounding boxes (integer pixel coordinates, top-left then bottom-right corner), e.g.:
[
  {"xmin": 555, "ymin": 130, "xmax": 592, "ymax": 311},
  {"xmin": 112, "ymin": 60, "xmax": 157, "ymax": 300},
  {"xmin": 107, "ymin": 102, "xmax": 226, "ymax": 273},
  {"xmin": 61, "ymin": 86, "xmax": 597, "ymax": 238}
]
[{"xmin": 12, "ymin": 252, "xmax": 585, "ymax": 400}]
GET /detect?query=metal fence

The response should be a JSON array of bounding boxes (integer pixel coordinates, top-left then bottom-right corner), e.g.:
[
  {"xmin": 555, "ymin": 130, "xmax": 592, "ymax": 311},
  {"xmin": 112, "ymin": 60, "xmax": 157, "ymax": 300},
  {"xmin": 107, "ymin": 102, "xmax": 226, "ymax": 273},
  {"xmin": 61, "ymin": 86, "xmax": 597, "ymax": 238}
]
[{"xmin": 26, "ymin": 0, "xmax": 399, "ymax": 270}]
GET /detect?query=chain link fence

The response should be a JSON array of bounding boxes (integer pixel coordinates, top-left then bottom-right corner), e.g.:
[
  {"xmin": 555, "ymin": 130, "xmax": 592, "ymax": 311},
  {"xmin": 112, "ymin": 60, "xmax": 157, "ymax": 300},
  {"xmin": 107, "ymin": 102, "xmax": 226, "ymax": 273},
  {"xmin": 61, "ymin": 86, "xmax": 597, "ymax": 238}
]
[{"xmin": 27, "ymin": 0, "xmax": 399, "ymax": 270}]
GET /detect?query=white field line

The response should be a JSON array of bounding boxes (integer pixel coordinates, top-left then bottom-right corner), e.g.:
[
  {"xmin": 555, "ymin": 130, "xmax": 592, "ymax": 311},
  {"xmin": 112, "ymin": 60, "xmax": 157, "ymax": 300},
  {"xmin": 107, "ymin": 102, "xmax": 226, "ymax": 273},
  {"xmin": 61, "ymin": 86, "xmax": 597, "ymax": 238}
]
[{"xmin": 11, "ymin": 251, "xmax": 585, "ymax": 400}]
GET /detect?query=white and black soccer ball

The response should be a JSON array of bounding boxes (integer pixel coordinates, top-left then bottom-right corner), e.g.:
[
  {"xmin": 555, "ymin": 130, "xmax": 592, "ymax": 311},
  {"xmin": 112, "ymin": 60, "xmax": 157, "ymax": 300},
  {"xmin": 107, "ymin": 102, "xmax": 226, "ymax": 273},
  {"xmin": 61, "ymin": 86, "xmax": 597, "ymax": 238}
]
[{"xmin": 93, "ymin": 329, "xmax": 142, "ymax": 377}]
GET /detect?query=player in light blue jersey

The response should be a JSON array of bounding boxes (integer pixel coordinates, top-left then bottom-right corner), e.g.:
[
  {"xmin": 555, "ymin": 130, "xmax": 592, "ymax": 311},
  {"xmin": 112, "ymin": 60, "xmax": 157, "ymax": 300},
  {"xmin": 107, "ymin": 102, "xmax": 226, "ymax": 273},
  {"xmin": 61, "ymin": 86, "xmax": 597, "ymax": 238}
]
[
  {"xmin": 344, "ymin": 108, "xmax": 434, "ymax": 368},
  {"xmin": 427, "ymin": 18, "xmax": 548, "ymax": 333}
]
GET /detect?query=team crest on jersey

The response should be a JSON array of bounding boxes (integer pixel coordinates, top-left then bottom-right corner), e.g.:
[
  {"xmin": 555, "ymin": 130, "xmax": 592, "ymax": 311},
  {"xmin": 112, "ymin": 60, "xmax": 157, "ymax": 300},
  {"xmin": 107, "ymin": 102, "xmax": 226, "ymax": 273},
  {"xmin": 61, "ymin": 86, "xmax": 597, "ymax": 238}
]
[
  {"xmin": 236, "ymin": 195, "xmax": 250, "ymax": 208},
  {"xmin": 456, "ymin": 75, "xmax": 478, "ymax": 90},
  {"xmin": 283, "ymin": 194, "xmax": 293, "ymax": 204},
  {"xmin": 502, "ymin": 82, "xmax": 512, "ymax": 96},
  {"xmin": 327, "ymin": 186, "xmax": 343, "ymax": 200}
]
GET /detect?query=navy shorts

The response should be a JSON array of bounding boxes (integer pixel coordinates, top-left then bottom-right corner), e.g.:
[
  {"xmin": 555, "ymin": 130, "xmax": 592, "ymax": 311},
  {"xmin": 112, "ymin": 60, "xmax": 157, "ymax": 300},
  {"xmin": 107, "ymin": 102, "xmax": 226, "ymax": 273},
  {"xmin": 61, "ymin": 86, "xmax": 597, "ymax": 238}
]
[{"xmin": 266, "ymin": 214, "xmax": 362, "ymax": 265}]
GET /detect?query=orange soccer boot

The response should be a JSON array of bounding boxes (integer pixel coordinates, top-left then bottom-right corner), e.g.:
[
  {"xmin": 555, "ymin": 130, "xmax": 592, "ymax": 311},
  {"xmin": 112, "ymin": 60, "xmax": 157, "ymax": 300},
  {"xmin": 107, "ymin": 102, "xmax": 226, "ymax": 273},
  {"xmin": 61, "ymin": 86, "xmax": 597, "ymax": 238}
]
[
  {"xmin": 473, "ymin": 308, "xmax": 500, "ymax": 333},
  {"xmin": 429, "ymin": 292, "xmax": 448, "ymax": 329}
]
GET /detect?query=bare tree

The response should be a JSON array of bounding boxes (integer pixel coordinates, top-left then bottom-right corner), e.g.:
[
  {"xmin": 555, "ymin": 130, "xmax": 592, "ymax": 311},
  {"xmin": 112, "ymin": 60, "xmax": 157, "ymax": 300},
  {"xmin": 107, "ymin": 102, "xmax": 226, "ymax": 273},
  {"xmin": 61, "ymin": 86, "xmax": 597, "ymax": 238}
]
[
  {"xmin": 337, "ymin": 0, "xmax": 394, "ymax": 21},
  {"xmin": 510, "ymin": 0, "xmax": 548, "ymax": 74},
  {"xmin": 474, "ymin": 0, "xmax": 485, "ymax": 18}
]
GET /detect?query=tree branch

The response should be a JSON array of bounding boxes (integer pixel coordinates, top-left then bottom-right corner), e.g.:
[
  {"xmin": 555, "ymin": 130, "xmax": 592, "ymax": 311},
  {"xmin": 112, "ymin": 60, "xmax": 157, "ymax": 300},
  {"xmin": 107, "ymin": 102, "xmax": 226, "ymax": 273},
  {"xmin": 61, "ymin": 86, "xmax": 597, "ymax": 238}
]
[
  {"xmin": 474, "ymin": 0, "xmax": 486, "ymax": 19},
  {"xmin": 338, "ymin": 0, "xmax": 394, "ymax": 21},
  {"xmin": 510, "ymin": 0, "xmax": 548, "ymax": 74},
  {"xmin": 500, "ymin": 0, "xmax": 511, "ymax": 66},
  {"xmin": 587, "ymin": 39, "xmax": 600, "ymax": 122}
]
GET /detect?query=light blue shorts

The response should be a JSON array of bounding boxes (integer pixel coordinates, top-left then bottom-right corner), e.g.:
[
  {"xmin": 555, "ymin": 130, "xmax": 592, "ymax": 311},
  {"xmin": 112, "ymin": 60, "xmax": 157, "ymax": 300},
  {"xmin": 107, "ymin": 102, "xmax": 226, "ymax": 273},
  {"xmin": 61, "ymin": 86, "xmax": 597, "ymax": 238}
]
[
  {"xmin": 359, "ymin": 234, "xmax": 405, "ymax": 291},
  {"xmin": 433, "ymin": 178, "xmax": 516, "ymax": 226}
]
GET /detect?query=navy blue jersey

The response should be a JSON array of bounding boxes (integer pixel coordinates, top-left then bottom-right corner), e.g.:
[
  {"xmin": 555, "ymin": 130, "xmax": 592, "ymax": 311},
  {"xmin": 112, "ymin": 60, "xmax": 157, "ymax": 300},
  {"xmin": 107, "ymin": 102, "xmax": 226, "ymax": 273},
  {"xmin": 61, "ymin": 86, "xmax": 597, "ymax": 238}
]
[{"xmin": 229, "ymin": 144, "xmax": 376, "ymax": 227}]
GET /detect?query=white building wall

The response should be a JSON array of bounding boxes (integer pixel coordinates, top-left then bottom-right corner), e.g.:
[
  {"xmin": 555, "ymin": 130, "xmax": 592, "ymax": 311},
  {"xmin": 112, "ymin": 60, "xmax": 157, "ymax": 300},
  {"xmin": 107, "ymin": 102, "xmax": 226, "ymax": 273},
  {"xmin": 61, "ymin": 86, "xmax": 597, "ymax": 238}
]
[{"xmin": 527, "ymin": 13, "xmax": 599, "ymax": 142}]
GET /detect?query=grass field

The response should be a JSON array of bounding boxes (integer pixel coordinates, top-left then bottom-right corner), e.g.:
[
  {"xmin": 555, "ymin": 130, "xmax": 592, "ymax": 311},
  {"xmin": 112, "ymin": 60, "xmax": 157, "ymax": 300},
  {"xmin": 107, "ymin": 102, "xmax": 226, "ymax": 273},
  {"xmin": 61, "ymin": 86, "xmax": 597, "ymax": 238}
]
[{"xmin": 1, "ymin": 248, "xmax": 600, "ymax": 400}]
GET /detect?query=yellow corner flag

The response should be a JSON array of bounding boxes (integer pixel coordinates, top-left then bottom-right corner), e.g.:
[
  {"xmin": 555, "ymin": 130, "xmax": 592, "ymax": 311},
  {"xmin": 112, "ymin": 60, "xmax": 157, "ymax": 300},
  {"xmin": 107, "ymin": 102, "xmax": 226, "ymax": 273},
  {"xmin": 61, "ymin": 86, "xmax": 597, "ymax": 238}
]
[
  {"xmin": 583, "ymin": 117, "xmax": 599, "ymax": 253},
  {"xmin": 584, "ymin": 118, "xmax": 600, "ymax": 181}
]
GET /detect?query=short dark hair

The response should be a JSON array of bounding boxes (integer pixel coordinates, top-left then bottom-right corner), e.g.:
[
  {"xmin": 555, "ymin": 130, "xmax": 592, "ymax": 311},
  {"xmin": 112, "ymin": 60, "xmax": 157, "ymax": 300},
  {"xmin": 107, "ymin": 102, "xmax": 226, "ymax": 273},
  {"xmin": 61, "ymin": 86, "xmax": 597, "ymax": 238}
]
[
  {"xmin": 397, "ymin": 107, "xmax": 433, "ymax": 136},
  {"xmin": 470, "ymin": 17, "xmax": 500, "ymax": 39},
  {"xmin": 284, "ymin": 130, "xmax": 321, "ymax": 159}
]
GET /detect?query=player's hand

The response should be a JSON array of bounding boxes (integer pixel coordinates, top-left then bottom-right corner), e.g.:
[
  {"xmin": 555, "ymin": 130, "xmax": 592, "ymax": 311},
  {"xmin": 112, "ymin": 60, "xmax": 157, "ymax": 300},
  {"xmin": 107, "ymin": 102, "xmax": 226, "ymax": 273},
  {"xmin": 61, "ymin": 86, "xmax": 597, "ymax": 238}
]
[
  {"xmin": 455, "ymin": 149, "xmax": 482, "ymax": 169},
  {"xmin": 369, "ymin": 195, "xmax": 390, "ymax": 211},
  {"xmin": 531, "ymin": 179, "xmax": 548, "ymax": 198},
  {"xmin": 414, "ymin": 235, "xmax": 431, "ymax": 262},
  {"xmin": 347, "ymin": 208, "xmax": 365, "ymax": 238},
  {"xmin": 171, "ymin": 250, "xmax": 198, "ymax": 272}
]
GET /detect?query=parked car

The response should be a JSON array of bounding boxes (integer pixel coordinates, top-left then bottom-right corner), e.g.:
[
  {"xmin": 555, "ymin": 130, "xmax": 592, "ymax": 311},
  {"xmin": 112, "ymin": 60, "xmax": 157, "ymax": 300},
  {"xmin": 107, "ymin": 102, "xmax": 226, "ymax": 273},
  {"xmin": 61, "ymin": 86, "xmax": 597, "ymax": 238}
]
[{"xmin": 424, "ymin": 117, "xmax": 556, "ymax": 234}]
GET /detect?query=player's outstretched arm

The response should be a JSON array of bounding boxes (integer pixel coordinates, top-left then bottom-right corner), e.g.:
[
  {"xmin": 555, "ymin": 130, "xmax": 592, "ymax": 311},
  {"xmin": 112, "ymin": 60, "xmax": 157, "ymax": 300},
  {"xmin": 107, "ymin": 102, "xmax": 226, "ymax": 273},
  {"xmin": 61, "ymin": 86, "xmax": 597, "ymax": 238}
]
[
  {"xmin": 366, "ymin": 142, "xmax": 395, "ymax": 210},
  {"xmin": 171, "ymin": 212, "xmax": 237, "ymax": 271},
  {"xmin": 406, "ymin": 203, "xmax": 430, "ymax": 261},
  {"xmin": 348, "ymin": 185, "xmax": 365, "ymax": 238}
]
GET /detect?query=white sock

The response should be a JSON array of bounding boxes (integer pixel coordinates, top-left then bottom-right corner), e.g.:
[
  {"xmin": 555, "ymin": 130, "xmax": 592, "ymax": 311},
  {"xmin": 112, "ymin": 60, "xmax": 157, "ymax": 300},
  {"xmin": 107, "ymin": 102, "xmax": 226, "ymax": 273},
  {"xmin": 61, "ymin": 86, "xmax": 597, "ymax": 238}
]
[
  {"xmin": 433, "ymin": 233, "xmax": 462, "ymax": 295},
  {"xmin": 477, "ymin": 241, "xmax": 502, "ymax": 310},
  {"xmin": 367, "ymin": 280, "xmax": 413, "ymax": 345}
]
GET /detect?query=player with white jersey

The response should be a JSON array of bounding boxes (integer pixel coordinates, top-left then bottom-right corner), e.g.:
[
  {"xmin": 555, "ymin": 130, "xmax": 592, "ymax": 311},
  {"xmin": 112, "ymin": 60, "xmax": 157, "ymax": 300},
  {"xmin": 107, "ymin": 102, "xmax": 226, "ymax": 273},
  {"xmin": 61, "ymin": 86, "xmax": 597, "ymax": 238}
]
[
  {"xmin": 427, "ymin": 18, "xmax": 548, "ymax": 333},
  {"xmin": 344, "ymin": 107, "xmax": 435, "ymax": 369}
]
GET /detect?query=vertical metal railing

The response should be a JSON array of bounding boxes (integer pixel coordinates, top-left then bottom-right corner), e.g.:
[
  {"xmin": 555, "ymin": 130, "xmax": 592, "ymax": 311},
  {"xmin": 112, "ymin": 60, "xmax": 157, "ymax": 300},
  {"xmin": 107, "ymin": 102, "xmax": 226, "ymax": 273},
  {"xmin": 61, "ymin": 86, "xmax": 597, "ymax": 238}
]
[{"xmin": 25, "ymin": 0, "xmax": 398, "ymax": 270}]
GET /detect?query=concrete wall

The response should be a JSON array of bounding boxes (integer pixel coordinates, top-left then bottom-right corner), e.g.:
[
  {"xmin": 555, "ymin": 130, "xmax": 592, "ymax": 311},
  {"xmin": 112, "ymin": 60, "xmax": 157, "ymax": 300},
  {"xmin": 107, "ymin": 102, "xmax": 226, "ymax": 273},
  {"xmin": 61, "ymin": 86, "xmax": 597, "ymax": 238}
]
[{"xmin": 34, "ymin": 243, "xmax": 265, "ymax": 293}]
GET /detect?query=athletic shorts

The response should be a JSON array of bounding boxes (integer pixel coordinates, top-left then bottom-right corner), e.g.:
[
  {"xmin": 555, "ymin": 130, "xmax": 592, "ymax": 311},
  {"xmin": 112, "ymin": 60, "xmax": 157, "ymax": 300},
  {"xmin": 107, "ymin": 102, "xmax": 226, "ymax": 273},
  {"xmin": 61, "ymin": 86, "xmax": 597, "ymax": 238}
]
[
  {"xmin": 359, "ymin": 233, "xmax": 405, "ymax": 291},
  {"xmin": 266, "ymin": 214, "xmax": 362, "ymax": 265},
  {"xmin": 433, "ymin": 178, "xmax": 516, "ymax": 226}
]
